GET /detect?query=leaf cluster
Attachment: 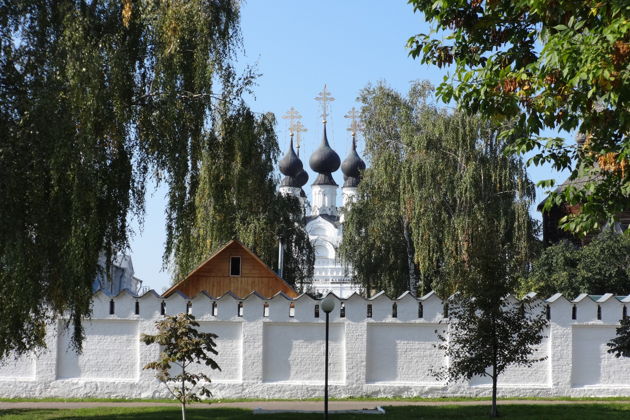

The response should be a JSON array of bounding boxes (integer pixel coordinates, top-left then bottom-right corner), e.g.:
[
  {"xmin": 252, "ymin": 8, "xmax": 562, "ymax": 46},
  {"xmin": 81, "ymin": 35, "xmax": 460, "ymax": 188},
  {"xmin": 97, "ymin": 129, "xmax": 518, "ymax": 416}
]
[
  {"xmin": 608, "ymin": 316, "xmax": 630, "ymax": 359},
  {"xmin": 407, "ymin": 0, "xmax": 630, "ymax": 234},
  {"xmin": 519, "ymin": 231, "xmax": 630, "ymax": 298}
]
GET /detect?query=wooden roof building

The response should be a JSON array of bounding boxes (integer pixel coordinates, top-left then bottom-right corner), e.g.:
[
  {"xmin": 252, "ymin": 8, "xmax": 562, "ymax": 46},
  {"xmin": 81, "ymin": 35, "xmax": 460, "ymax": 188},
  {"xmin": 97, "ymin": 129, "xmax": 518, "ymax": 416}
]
[{"xmin": 163, "ymin": 240, "xmax": 298, "ymax": 299}]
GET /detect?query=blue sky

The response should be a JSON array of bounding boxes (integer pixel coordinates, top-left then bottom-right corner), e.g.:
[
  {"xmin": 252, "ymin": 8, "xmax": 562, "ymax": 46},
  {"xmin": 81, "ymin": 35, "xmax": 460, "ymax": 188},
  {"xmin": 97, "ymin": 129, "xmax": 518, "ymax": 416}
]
[{"xmin": 129, "ymin": 0, "xmax": 567, "ymax": 292}]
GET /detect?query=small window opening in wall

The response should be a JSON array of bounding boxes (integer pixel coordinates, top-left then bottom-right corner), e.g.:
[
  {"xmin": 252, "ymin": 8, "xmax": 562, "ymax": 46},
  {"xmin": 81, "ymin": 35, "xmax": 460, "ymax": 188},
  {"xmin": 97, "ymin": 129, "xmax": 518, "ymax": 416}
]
[
  {"xmin": 367, "ymin": 304, "xmax": 373, "ymax": 318},
  {"xmin": 624, "ymin": 306, "xmax": 627, "ymax": 320},
  {"xmin": 546, "ymin": 305, "xmax": 550, "ymax": 320},
  {"xmin": 230, "ymin": 256, "xmax": 241, "ymax": 276},
  {"xmin": 212, "ymin": 301, "xmax": 218, "ymax": 317},
  {"xmin": 135, "ymin": 301, "xmax": 140, "ymax": 315},
  {"xmin": 186, "ymin": 301, "xmax": 192, "ymax": 315},
  {"xmin": 340, "ymin": 302, "xmax": 346, "ymax": 318},
  {"xmin": 109, "ymin": 299, "xmax": 115, "ymax": 315},
  {"xmin": 263, "ymin": 302, "xmax": 269, "ymax": 317},
  {"xmin": 418, "ymin": 302, "xmax": 424, "ymax": 318},
  {"xmin": 314, "ymin": 304, "xmax": 320, "ymax": 318},
  {"xmin": 237, "ymin": 301, "xmax": 243, "ymax": 317},
  {"xmin": 392, "ymin": 302, "xmax": 398, "ymax": 318},
  {"xmin": 572, "ymin": 304, "xmax": 577, "ymax": 320},
  {"xmin": 289, "ymin": 302, "xmax": 295, "ymax": 318},
  {"xmin": 597, "ymin": 305, "xmax": 602, "ymax": 320},
  {"xmin": 443, "ymin": 303, "xmax": 449, "ymax": 318},
  {"xmin": 160, "ymin": 301, "xmax": 166, "ymax": 316}
]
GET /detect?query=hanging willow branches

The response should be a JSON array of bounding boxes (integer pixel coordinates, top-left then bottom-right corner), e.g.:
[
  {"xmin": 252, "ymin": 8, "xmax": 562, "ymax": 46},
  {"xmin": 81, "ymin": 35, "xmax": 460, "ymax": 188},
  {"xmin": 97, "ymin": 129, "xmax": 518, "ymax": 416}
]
[
  {"xmin": 341, "ymin": 81, "xmax": 539, "ymax": 298},
  {"xmin": 0, "ymin": 0, "xmax": 313, "ymax": 359}
]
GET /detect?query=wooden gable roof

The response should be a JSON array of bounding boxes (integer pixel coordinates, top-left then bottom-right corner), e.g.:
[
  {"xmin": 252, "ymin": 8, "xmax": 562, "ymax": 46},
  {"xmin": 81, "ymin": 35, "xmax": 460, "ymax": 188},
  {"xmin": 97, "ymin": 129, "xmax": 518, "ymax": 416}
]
[{"xmin": 162, "ymin": 240, "xmax": 298, "ymax": 299}]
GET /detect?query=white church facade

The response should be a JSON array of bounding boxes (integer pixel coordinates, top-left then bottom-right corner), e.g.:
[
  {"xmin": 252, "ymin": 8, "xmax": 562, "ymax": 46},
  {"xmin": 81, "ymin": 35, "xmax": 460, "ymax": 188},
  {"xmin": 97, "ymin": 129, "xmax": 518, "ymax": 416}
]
[{"xmin": 278, "ymin": 88, "xmax": 366, "ymax": 298}]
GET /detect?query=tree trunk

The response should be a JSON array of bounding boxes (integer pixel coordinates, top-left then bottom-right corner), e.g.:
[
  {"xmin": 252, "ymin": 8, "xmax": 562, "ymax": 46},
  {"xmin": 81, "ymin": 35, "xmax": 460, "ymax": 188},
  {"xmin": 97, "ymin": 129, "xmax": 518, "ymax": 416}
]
[
  {"xmin": 491, "ymin": 371, "xmax": 498, "ymax": 418},
  {"xmin": 181, "ymin": 369, "xmax": 186, "ymax": 420},
  {"xmin": 402, "ymin": 219, "xmax": 419, "ymax": 295},
  {"xmin": 181, "ymin": 402, "xmax": 186, "ymax": 420}
]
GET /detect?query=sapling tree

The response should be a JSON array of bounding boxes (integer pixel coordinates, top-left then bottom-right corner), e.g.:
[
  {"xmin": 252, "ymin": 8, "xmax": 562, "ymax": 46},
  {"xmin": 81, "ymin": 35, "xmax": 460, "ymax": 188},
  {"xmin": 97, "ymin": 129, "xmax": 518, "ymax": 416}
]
[
  {"xmin": 141, "ymin": 313, "xmax": 220, "ymax": 420},
  {"xmin": 434, "ymin": 295, "xmax": 547, "ymax": 418}
]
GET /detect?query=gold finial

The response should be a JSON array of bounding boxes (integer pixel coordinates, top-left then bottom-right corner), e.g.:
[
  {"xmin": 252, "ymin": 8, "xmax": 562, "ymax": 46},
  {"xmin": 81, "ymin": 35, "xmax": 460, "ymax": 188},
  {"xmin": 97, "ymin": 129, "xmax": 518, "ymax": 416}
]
[
  {"xmin": 282, "ymin": 107, "xmax": 302, "ymax": 135},
  {"xmin": 294, "ymin": 121, "xmax": 307, "ymax": 156},
  {"xmin": 314, "ymin": 84, "xmax": 335, "ymax": 123},
  {"xmin": 344, "ymin": 106, "xmax": 362, "ymax": 136}
]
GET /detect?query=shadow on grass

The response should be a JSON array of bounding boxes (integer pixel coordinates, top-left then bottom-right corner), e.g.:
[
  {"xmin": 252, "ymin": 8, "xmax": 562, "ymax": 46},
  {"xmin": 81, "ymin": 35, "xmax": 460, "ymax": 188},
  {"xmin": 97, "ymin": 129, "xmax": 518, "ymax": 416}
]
[{"xmin": 2, "ymin": 404, "xmax": 630, "ymax": 419}]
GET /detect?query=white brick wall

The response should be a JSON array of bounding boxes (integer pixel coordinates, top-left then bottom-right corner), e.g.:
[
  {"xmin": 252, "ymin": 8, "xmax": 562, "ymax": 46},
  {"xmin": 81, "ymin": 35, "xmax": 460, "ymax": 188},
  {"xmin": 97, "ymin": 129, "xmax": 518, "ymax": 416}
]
[{"xmin": 1, "ymin": 290, "xmax": 630, "ymax": 399}]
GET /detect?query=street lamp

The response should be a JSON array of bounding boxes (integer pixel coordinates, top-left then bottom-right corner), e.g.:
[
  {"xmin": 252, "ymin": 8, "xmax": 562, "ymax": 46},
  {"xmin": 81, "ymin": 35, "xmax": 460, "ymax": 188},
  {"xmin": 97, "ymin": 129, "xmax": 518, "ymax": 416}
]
[{"xmin": 321, "ymin": 294, "xmax": 336, "ymax": 419}]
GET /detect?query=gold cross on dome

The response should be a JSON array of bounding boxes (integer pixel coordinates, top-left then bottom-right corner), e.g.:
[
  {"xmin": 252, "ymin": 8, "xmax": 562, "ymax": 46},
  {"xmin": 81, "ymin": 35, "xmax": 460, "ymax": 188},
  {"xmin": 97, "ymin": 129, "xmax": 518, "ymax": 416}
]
[
  {"xmin": 344, "ymin": 107, "xmax": 362, "ymax": 135},
  {"xmin": 282, "ymin": 107, "xmax": 302, "ymax": 135},
  {"xmin": 294, "ymin": 121, "xmax": 307, "ymax": 156},
  {"xmin": 315, "ymin": 84, "xmax": 335, "ymax": 123}
]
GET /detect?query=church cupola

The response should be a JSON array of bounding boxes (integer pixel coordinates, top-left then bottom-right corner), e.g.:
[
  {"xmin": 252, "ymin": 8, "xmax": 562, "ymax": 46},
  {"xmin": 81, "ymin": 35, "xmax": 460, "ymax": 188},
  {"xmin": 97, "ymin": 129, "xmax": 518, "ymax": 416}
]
[
  {"xmin": 310, "ymin": 85, "xmax": 340, "ymax": 216},
  {"xmin": 341, "ymin": 135, "xmax": 366, "ymax": 188},
  {"xmin": 278, "ymin": 135, "xmax": 303, "ymax": 196},
  {"xmin": 309, "ymin": 123, "xmax": 341, "ymax": 186},
  {"xmin": 340, "ymin": 107, "xmax": 365, "ymax": 212}
]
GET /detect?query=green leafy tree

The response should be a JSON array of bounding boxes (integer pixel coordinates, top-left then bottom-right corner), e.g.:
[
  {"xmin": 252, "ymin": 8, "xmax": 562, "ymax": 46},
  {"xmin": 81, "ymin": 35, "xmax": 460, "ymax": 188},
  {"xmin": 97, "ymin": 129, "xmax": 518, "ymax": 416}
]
[
  {"xmin": 141, "ymin": 313, "xmax": 220, "ymax": 420},
  {"xmin": 520, "ymin": 231, "xmax": 630, "ymax": 298},
  {"xmin": 341, "ymin": 82, "xmax": 538, "ymax": 298},
  {"xmin": 169, "ymin": 109, "xmax": 314, "ymax": 289},
  {"xmin": 0, "ymin": 0, "xmax": 312, "ymax": 359},
  {"xmin": 608, "ymin": 317, "xmax": 630, "ymax": 359},
  {"xmin": 407, "ymin": 0, "xmax": 630, "ymax": 236},
  {"xmin": 435, "ymin": 295, "xmax": 547, "ymax": 418}
]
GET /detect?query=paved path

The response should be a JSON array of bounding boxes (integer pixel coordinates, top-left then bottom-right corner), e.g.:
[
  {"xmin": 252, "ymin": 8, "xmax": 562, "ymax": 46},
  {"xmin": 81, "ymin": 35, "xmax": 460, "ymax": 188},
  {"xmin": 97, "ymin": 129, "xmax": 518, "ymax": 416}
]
[{"xmin": 2, "ymin": 400, "xmax": 630, "ymax": 411}]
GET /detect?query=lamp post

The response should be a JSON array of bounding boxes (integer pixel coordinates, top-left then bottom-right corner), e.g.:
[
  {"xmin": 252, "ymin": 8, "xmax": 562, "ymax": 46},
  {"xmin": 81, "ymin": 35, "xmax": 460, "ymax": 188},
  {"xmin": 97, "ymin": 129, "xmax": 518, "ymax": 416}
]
[{"xmin": 321, "ymin": 294, "xmax": 335, "ymax": 420}]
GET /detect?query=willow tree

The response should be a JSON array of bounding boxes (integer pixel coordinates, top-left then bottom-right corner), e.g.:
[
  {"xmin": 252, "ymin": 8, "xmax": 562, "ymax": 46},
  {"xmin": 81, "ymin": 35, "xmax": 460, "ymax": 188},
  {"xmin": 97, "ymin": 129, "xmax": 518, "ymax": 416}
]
[
  {"xmin": 0, "ymin": 1, "xmax": 312, "ymax": 360},
  {"xmin": 341, "ymin": 81, "xmax": 539, "ymax": 298},
  {"xmin": 170, "ymin": 108, "xmax": 314, "ymax": 289}
]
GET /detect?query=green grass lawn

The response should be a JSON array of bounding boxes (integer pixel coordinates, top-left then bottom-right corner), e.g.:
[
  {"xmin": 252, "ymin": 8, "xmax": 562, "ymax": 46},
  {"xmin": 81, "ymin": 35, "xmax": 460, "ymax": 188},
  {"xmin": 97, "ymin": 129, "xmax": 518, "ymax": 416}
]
[{"xmin": 2, "ymin": 404, "xmax": 630, "ymax": 420}]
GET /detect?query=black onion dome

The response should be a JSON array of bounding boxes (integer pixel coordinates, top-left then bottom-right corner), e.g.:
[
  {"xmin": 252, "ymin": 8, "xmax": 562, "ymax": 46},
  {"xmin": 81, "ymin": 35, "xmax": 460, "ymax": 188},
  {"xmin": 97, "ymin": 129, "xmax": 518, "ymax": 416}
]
[
  {"xmin": 309, "ymin": 124, "xmax": 340, "ymax": 174},
  {"xmin": 295, "ymin": 168, "xmax": 309, "ymax": 187},
  {"xmin": 280, "ymin": 175, "xmax": 301, "ymax": 188},
  {"xmin": 341, "ymin": 137, "xmax": 366, "ymax": 179},
  {"xmin": 279, "ymin": 137, "xmax": 303, "ymax": 177}
]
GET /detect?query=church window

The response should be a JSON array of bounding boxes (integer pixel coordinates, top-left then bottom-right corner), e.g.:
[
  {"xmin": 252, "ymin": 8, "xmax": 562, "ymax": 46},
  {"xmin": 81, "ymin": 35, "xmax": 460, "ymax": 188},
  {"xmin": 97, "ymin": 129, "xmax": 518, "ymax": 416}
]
[
  {"xmin": 572, "ymin": 305, "xmax": 576, "ymax": 320},
  {"xmin": 443, "ymin": 303, "xmax": 449, "ymax": 318},
  {"xmin": 418, "ymin": 302, "xmax": 423, "ymax": 318},
  {"xmin": 314, "ymin": 304, "xmax": 320, "ymax": 318},
  {"xmin": 237, "ymin": 302, "xmax": 243, "ymax": 317},
  {"xmin": 263, "ymin": 302, "xmax": 269, "ymax": 317},
  {"xmin": 367, "ymin": 304, "xmax": 372, "ymax": 318},
  {"xmin": 212, "ymin": 301, "xmax": 218, "ymax": 317},
  {"xmin": 340, "ymin": 302, "xmax": 346, "ymax": 318},
  {"xmin": 546, "ymin": 305, "xmax": 550, "ymax": 320},
  {"xmin": 624, "ymin": 306, "xmax": 627, "ymax": 320},
  {"xmin": 392, "ymin": 303, "xmax": 398, "ymax": 318},
  {"xmin": 160, "ymin": 301, "xmax": 166, "ymax": 316},
  {"xmin": 109, "ymin": 299, "xmax": 115, "ymax": 315},
  {"xmin": 186, "ymin": 301, "xmax": 192, "ymax": 315},
  {"xmin": 597, "ymin": 305, "xmax": 602, "ymax": 320},
  {"xmin": 230, "ymin": 256, "xmax": 241, "ymax": 276},
  {"xmin": 135, "ymin": 301, "xmax": 140, "ymax": 315},
  {"xmin": 289, "ymin": 302, "xmax": 295, "ymax": 318}
]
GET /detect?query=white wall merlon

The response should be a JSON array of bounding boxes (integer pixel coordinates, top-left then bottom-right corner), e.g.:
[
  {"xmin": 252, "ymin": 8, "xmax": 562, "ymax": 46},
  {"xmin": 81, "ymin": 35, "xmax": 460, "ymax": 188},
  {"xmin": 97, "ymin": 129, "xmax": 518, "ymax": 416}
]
[{"xmin": 3, "ymin": 289, "xmax": 630, "ymax": 400}]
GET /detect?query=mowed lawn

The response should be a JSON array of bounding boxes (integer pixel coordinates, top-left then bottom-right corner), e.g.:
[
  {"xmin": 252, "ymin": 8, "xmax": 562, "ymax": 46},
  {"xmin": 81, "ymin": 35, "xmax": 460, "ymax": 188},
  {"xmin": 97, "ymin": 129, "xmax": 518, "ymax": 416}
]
[{"xmin": 2, "ymin": 404, "xmax": 630, "ymax": 419}]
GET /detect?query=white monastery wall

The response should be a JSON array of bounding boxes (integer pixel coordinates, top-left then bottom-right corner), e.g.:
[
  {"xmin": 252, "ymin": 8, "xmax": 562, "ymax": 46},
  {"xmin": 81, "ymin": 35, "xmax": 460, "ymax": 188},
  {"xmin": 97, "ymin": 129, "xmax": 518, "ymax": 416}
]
[{"xmin": 1, "ymin": 290, "xmax": 630, "ymax": 399}]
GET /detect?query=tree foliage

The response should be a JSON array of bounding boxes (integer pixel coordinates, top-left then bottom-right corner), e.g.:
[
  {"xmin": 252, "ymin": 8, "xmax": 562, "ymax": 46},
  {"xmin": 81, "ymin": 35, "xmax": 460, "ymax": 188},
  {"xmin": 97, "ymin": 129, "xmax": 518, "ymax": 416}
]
[
  {"xmin": 608, "ymin": 317, "xmax": 630, "ymax": 359},
  {"xmin": 340, "ymin": 82, "xmax": 538, "ymax": 298},
  {"xmin": 0, "ymin": 0, "xmax": 312, "ymax": 359},
  {"xmin": 435, "ymin": 295, "xmax": 547, "ymax": 417},
  {"xmin": 170, "ymin": 108, "xmax": 314, "ymax": 288},
  {"xmin": 520, "ymin": 231, "xmax": 630, "ymax": 298},
  {"xmin": 407, "ymin": 0, "xmax": 630, "ymax": 235},
  {"xmin": 141, "ymin": 313, "xmax": 220, "ymax": 420}
]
